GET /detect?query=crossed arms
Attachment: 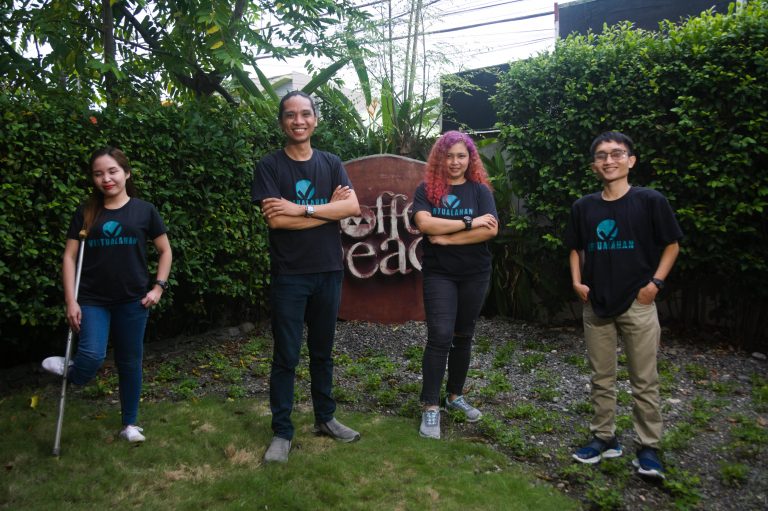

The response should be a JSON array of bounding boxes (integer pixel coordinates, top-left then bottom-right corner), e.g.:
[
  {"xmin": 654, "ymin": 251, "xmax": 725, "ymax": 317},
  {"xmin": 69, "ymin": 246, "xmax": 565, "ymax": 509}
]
[
  {"xmin": 260, "ymin": 186, "xmax": 361, "ymax": 230},
  {"xmin": 413, "ymin": 211, "xmax": 498, "ymax": 246}
]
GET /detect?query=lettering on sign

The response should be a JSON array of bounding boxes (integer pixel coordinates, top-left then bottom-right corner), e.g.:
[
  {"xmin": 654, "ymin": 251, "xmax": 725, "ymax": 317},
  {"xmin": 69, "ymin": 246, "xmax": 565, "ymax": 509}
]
[{"xmin": 341, "ymin": 192, "xmax": 422, "ymax": 279}]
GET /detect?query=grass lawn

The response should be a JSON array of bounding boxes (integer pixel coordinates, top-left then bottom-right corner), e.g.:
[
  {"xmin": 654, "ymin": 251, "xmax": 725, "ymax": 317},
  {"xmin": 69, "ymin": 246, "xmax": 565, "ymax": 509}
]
[{"xmin": 1, "ymin": 390, "xmax": 579, "ymax": 510}]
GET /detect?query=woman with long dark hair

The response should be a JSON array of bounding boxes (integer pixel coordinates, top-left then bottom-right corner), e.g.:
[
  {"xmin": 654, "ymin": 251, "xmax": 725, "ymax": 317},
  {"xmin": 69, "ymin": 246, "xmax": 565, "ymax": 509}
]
[
  {"xmin": 42, "ymin": 146, "xmax": 172, "ymax": 443},
  {"xmin": 412, "ymin": 130, "xmax": 499, "ymax": 439}
]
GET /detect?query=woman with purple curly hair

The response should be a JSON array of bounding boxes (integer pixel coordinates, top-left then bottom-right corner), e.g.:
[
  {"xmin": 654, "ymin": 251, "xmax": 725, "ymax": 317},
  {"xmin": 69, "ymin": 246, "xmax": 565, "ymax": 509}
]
[{"xmin": 411, "ymin": 130, "xmax": 499, "ymax": 439}]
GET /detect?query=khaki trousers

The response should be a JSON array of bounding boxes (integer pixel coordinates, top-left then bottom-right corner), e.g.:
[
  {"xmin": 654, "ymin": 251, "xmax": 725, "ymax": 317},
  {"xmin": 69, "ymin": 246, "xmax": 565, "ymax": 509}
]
[{"xmin": 583, "ymin": 300, "xmax": 662, "ymax": 449}]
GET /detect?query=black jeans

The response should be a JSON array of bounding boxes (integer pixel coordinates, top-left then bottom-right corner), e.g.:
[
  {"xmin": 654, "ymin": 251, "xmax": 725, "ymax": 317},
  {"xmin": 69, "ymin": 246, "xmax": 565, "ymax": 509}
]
[
  {"xmin": 420, "ymin": 272, "xmax": 490, "ymax": 405},
  {"xmin": 269, "ymin": 271, "xmax": 343, "ymax": 440}
]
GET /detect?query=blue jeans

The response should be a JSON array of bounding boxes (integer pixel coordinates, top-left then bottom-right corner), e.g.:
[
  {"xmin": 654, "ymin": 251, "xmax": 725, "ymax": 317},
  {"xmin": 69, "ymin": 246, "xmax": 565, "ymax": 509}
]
[
  {"xmin": 69, "ymin": 300, "xmax": 149, "ymax": 425},
  {"xmin": 420, "ymin": 272, "xmax": 490, "ymax": 405},
  {"xmin": 269, "ymin": 271, "xmax": 342, "ymax": 440}
]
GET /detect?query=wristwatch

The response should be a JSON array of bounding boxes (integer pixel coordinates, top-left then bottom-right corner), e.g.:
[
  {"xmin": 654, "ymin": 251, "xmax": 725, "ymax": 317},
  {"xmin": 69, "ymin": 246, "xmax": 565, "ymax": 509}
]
[
  {"xmin": 155, "ymin": 279, "xmax": 169, "ymax": 290},
  {"xmin": 650, "ymin": 277, "xmax": 665, "ymax": 290},
  {"xmin": 462, "ymin": 216, "xmax": 473, "ymax": 231},
  {"xmin": 305, "ymin": 205, "xmax": 315, "ymax": 217}
]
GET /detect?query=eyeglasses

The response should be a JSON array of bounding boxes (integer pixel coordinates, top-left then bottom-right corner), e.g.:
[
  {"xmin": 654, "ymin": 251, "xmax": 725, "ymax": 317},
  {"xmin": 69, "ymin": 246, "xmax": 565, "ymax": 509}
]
[{"xmin": 594, "ymin": 149, "xmax": 628, "ymax": 162}]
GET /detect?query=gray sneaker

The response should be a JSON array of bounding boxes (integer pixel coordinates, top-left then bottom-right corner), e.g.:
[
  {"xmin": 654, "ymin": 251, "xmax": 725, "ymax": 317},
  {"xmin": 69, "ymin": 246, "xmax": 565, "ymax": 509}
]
[
  {"xmin": 264, "ymin": 436, "xmax": 291, "ymax": 463},
  {"xmin": 445, "ymin": 395, "xmax": 483, "ymax": 422},
  {"xmin": 314, "ymin": 418, "xmax": 360, "ymax": 443},
  {"xmin": 419, "ymin": 409, "xmax": 440, "ymax": 439}
]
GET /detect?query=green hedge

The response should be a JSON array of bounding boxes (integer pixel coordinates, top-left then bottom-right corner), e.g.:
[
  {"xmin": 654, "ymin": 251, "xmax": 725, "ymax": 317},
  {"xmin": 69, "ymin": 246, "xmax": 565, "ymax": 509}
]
[
  {"xmin": 493, "ymin": 2, "xmax": 767, "ymax": 348},
  {"xmin": 0, "ymin": 91, "xmax": 281, "ymax": 362}
]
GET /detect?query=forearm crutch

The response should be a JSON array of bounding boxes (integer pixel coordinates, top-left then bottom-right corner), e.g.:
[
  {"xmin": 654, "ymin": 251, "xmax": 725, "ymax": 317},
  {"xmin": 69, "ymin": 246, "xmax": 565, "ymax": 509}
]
[{"xmin": 53, "ymin": 229, "xmax": 87, "ymax": 457}]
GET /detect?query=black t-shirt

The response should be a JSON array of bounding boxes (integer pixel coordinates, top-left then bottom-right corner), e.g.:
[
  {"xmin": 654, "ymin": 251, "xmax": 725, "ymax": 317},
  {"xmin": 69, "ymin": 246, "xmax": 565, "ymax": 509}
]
[
  {"xmin": 67, "ymin": 198, "xmax": 167, "ymax": 305},
  {"xmin": 251, "ymin": 149, "xmax": 352, "ymax": 275},
  {"xmin": 412, "ymin": 181, "xmax": 498, "ymax": 277},
  {"xmin": 565, "ymin": 186, "xmax": 683, "ymax": 317}
]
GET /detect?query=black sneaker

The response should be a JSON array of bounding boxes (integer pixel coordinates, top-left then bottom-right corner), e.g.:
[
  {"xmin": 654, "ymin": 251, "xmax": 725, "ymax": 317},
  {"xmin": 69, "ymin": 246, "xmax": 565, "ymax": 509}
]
[
  {"xmin": 572, "ymin": 436, "xmax": 623, "ymax": 464},
  {"xmin": 632, "ymin": 447, "xmax": 665, "ymax": 479}
]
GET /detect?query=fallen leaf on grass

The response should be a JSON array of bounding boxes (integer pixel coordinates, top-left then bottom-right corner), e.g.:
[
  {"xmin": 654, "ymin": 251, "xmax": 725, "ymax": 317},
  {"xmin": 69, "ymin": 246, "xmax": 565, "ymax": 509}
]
[{"xmin": 29, "ymin": 395, "xmax": 39, "ymax": 409}]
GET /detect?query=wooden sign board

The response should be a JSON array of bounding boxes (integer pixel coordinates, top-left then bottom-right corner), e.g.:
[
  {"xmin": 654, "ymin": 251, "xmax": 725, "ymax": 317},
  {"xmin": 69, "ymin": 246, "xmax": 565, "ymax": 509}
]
[{"xmin": 339, "ymin": 155, "xmax": 425, "ymax": 323}]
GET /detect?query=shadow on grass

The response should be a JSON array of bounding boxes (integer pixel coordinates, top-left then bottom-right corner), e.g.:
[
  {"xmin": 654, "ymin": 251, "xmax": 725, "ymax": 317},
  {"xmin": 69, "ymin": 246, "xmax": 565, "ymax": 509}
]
[{"xmin": 1, "ymin": 390, "xmax": 579, "ymax": 510}]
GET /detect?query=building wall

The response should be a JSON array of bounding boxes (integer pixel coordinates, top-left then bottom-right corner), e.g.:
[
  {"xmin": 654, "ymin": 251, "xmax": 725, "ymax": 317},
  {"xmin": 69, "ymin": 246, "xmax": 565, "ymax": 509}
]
[
  {"xmin": 558, "ymin": 0, "xmax": 734, "ymax": 38},
  {"xmin": 442, "ymin": 0, "xmax": 737, "ymax": 133}
]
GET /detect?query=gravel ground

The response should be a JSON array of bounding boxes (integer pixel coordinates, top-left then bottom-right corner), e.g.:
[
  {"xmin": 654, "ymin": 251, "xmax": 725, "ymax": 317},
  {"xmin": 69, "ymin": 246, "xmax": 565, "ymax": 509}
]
[
  {"xmin": 325, "ymin": 318, "xmax": 768, "ymax": 510},
  {"xmin": 11, "ymin": 317, "xmax": 768, "ymax": 510}
]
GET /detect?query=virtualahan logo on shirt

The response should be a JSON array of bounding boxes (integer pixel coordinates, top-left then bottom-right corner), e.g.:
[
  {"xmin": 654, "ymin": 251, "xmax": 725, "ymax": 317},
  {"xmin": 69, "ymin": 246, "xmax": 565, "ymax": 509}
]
[
  {"xmin": 103, "ymin": 221, "xmax": 123, "ymax": 238},
  {"xmin": 293, "ymin": 179, "xmax": 327, "ymax": 206},
  {"xmin": 87, "ymin": 221, "xmax": 138, "ymax": 248},
  {"xmin": 432, "ymin": 194, "xmax": 473, "ymax": 217},
  {"xmin": 587, "ymin": 219, "xmax": 635, "ymax": 252}
]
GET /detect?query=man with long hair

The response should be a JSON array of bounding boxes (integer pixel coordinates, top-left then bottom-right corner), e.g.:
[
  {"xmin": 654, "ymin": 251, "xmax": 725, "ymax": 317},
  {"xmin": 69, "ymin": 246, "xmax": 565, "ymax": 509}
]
[{"xmin": 252, "ymin": 91, "xmax": 362, "ymax": 462}]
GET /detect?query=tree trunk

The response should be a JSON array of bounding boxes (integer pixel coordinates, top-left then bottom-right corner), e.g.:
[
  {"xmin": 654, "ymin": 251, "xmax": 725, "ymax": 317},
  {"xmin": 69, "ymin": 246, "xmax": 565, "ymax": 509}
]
[{"xmin": 102, "ymin": 0, "xmax": 117, "ymax": 104}]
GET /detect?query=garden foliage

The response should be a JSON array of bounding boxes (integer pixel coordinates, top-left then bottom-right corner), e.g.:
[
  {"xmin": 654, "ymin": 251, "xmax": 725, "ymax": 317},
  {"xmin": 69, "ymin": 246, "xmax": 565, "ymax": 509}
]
[
  {"xmin": 493, "ymin": 2, "xmax": 767, "ymax": 348},
  {"xmin": 0, "ymin": 90, "xmax": 280, "ymax": 362}
]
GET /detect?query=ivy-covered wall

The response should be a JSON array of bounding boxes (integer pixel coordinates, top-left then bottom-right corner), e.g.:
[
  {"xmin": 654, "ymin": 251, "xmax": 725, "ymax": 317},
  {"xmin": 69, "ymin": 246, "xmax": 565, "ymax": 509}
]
[
  {"xmin": 492, "ymin": 2, "xmax": 767, "ymax": 349},
  {"xmin": 0, "ymin": 91, "xmax": 281, "ymax": 364}
]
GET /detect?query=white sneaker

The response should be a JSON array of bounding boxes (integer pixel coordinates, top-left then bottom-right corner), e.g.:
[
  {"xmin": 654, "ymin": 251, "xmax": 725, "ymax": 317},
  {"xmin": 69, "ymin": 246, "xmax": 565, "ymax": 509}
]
[
  {"xmin": 419, "ymin": 409, "xmax": 441, "ymax": 439},
  {"xmin": 120, "ymin": 425, "xmax": 146, "ymax": 443},
  {"xmin": 41, "ymin": 356, "xmax": 72, "ymax": 376}
]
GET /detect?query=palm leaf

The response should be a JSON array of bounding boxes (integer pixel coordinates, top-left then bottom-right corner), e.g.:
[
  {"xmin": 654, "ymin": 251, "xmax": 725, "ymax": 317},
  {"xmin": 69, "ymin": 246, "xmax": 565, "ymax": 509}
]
[
  {"xmin": 302, "ymin": 58, "xmax": 351, "ymax": 95},
  {"xmin": 232, "ymin": 67, "xmax": 265, "ymax": 100}
]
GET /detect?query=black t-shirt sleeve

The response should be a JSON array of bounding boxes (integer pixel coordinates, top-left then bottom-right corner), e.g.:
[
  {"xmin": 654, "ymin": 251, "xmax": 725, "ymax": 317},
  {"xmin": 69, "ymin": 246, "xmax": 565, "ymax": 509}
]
[
  {"xmin": 411, "ymin": 182, "xmax": 430, "ymax": 220},
  {"xmin": 650, "ymin": 193, "xmax": 684, "ymax": 245},
  {"xmin": 565, "ymin": 201, "xmax": 583, "ymax": 251},
  {"xmin": 66, "ymin": 206, "xmax": 85, "ymax": 240},
  {"xmin": 147, "ymin": 203, "xmax": 167, "ymax": 240},
  {"xmin": 251, "ymin": 153, "xmax": 280, "ymax": 204},
  {"xmin": 477, "ymin": 185, "xmax": 498, "ymax": 219},
  {"xmin": 331, "ymin": 154, "xmax": 353, "ymax": 189}
]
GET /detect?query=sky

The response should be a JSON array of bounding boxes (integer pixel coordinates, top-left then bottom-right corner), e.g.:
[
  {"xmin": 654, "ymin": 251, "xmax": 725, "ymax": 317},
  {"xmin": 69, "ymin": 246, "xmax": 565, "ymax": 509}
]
[{"xmin": 254, "ymin": 0, "xmax": 572, "ymax": 83}]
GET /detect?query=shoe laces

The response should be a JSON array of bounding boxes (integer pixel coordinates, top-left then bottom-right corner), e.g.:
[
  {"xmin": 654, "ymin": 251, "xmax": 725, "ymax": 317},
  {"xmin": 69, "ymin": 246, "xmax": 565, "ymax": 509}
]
[
  {"xmin": 424, "ymin": 410, "xmax": 439, "ymax": 426},
  {"xmin": 638, "ymin": 447, "xmax": 660, "ymax": 464},
  {"xmin": 585, "ymin": 437, "xmax": 608, "ymax": 451},
  {"xmin": 449, "ymin": 396, "xmax": 471, "ymax": 411}
]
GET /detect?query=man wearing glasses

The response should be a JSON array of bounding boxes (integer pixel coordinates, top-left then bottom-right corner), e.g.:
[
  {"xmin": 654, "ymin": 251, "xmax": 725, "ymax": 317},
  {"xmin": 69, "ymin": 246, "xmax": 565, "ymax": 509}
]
[{"xmin": 565, "ymin": 131, "xmax": 683, "ymax": 479}]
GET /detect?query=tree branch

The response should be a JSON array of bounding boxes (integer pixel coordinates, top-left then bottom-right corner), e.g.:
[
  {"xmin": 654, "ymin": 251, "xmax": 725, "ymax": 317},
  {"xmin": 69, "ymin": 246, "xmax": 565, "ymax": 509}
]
[{"xmin": 115, "ymin": 3, "xmax": 236, "ymax": 104}]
